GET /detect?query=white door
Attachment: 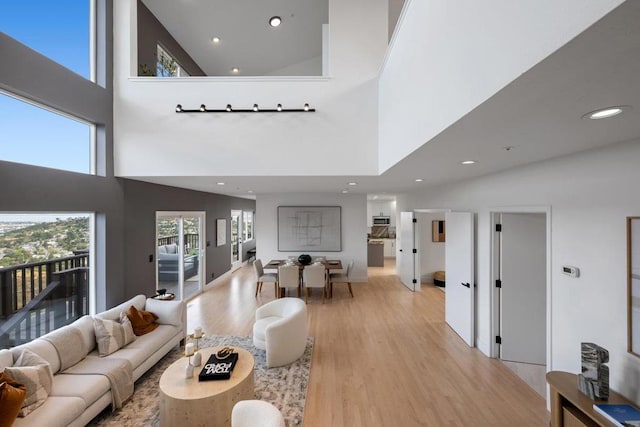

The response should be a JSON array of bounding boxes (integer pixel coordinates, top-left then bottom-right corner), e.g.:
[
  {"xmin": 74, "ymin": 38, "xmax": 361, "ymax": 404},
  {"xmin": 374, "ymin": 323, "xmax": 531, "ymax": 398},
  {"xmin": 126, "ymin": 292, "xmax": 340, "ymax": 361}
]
[
  {"xmin": 445, "ymin": 212, "xmax": 475, "ymax": 346},
  {"xmin": 499, "ymin": 213, "xmax": 546, "ymax": 364},
  {"xmin": 398, "ymin": 211, "xmax": 419, "ymax": 291}
]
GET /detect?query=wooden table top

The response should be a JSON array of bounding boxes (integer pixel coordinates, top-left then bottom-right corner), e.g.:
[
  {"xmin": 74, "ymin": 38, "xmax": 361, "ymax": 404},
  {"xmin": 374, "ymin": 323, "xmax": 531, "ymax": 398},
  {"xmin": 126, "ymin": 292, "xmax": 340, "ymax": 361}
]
[
  {"xmin": 547, "ymin": 371, "xmax": 636, "ymax": 426},
  {"xmin": 159, "ymin": 346, "xmax": 254, "ymax": 400},
  {"xmin": 265, "ymin": 259, "xmax": 343, "ymax": 270}
]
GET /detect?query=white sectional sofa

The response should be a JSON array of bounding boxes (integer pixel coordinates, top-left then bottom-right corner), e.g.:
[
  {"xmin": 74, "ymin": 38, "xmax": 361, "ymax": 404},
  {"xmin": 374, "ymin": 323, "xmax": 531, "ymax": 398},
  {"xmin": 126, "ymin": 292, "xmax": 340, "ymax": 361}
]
[{"xmin": 0, "ymin": 294, "xmax": 185, "ymax": 427}]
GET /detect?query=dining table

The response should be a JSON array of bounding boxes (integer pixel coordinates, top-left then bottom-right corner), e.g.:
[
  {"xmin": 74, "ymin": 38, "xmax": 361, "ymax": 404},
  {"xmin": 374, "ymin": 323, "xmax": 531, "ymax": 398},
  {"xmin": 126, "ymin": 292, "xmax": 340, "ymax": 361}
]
[{"xmin": 264, "ymin": 259, "xmax": 344, "ymax": 298}]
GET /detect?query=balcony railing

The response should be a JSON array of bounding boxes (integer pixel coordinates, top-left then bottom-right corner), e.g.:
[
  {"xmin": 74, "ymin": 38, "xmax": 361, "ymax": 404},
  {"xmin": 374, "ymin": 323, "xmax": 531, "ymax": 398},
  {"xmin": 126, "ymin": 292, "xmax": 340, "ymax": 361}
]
[
  {"xmin": 158, "ymin": 233, "xmax": 199, "ymax": 251},
  {"xmin": 0, "ymin": 252, "xmax": 89, "ymax": 348}
]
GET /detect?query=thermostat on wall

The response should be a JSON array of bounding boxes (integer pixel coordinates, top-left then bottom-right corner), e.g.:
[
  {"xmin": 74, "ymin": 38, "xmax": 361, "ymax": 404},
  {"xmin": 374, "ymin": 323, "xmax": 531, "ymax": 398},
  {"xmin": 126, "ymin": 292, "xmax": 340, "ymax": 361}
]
[{"xmin": 562, "ymin": 265, "xmax": 580, "ymax": 278}]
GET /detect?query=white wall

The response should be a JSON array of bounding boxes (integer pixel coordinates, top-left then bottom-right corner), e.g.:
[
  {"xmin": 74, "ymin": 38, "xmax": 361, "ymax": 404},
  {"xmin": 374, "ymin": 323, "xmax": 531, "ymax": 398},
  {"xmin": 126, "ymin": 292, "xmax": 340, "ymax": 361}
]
[
  {"xmin": 255, "ymin": 193, "xmax": 368, "ymax": 282},
  {"xmin": 113, "ymin": 0, "xmax": 387, "ymax": 178},
  {"xmin": 417, "ymin": 212, "xmax": 446, "ymax": 283},
  {"xmin": 402, "ymin": 139, "xmax": 640, "ymax": 403},
  {"xmin": 378, "ymin": 0, "xmax": 625, "ymax": 173}
]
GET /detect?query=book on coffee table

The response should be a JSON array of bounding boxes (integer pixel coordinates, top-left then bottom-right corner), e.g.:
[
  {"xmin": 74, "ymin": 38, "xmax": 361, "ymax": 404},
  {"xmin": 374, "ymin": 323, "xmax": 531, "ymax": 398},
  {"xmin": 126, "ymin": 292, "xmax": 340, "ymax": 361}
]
[
  {"xmin": 198, "ymin": 352, "xmax": 239, "ymax": 381},
  {"xmin": 593, "ymin": 404, "xmax": 640, "ymax": 427}
]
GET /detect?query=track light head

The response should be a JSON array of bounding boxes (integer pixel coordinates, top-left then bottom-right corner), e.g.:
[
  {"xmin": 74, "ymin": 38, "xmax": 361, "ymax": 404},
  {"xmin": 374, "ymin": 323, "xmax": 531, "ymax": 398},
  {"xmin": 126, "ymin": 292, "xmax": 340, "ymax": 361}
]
[
  {"xmin": 199, "ymin": 104, "xmax": 206, "ymax": 112},
  {"xmin": 226, "ymin": 104, "xmax": 232, "ymax": 112},
  {"xmin": 175, "ymin": 104, "xmax": 182, "ymax": 112},
  {"xmin": 253, "ymin": 104, "xmax": 259, "ymax": 112},
  {"xmin": 276, "ymin": 104, "xmax": 283, "ymax": 112},
  {"xmin": 304, "ymin": 103, "xmax": 310, "ymax": 111}
]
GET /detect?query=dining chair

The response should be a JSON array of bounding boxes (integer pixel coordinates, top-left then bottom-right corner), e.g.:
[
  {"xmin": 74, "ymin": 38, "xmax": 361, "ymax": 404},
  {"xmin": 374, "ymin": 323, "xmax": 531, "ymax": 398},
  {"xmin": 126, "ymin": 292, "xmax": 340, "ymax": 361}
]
[
  {"xmin": 330, "ymin": 260, "xmax": 354, "ymax": 298},
  {"xmin": 253, "ymin": 259, "xmax": 278, "ymax": 298},
  {"xmin": 278, "ymin": 264, "xmax": 301, "ymax": 298},
  {"xmin": 302, "ymin": 263, "xmax": 327, "ymax": 304}
]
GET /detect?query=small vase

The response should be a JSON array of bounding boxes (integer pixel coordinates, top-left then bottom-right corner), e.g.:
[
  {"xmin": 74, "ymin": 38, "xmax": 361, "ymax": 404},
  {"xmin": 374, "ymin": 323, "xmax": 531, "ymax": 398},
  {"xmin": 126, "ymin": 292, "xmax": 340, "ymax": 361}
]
[{"xmin": 192, "ymin": 352, "xmax": 202, "ymax": 367}]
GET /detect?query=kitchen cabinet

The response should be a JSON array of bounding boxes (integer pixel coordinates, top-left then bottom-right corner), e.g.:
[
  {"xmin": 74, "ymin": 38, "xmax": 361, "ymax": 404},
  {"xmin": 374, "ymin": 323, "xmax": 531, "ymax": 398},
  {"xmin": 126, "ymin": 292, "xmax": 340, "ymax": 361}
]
[{"xmin": 383, "ymin": 238, "xmax": 396, "ymax": 258}]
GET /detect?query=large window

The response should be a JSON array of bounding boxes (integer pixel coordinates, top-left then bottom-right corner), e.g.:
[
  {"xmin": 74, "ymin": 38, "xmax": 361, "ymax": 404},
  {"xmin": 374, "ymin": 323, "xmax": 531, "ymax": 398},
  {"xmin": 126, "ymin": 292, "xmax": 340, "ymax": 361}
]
[
  {"xmin": 243, "ymin": 211, "xmax": 254, "ymax": 242},
  {"xmin": 0, "ymin": 213, "xmax": 93, "ymax": 347},
  {"xmin": 0, "ymin": 92, "xmax": 94, "ymax": 174},
  {"xmin": 0, "ymin": 0, "xmax": 93, "ymax": 80}
]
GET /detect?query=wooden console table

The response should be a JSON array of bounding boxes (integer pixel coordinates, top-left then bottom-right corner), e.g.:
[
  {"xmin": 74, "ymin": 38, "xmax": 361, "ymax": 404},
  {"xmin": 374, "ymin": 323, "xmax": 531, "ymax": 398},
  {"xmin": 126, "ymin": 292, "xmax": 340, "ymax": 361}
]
[{"xmin": 547, "ymin": 371, "xmax": 636, "ymax": 426}]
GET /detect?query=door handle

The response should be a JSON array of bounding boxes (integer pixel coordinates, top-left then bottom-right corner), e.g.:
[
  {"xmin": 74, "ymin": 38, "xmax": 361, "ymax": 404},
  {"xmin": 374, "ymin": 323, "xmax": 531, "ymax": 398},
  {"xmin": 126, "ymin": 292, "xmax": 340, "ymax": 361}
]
[{"xmin": 461, "ymin": 282, "xmax": 471, "ymax": 288}]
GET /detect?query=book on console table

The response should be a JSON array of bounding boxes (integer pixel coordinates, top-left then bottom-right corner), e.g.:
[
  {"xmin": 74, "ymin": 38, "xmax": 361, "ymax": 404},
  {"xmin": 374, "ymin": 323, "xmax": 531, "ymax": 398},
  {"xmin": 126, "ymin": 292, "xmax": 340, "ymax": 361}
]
[
  {"xmin": 593, "ymin": 404, "xmax": 640, "ymax": 427},
  {"xmin": 198, "ymin": 352, "xmax": 239, "ymax": 381}
]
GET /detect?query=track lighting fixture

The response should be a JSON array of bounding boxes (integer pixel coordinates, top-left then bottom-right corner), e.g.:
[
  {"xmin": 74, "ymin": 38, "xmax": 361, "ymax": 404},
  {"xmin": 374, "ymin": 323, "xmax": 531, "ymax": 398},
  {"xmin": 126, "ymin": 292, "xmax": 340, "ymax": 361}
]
[{"xmin": 175, "ymin": 104, "xmax": 316, "ymax": 113}]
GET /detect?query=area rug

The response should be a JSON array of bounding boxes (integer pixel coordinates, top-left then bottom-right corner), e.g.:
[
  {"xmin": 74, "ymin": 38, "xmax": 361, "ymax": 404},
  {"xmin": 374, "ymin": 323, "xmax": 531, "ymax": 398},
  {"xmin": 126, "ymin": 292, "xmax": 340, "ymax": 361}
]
[{"xmin": 88, "ymin": 335, "xmax": 313, "ymax": 427}]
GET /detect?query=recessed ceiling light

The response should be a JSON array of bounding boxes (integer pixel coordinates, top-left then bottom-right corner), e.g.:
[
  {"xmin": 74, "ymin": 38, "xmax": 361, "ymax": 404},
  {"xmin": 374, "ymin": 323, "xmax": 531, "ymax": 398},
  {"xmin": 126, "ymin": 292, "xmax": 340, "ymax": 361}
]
[
  {"xmin": 217, "ymin": 182, "xmax": 225, "ymax": 186},
  {"xmin": 461, "ymin": 160, "xmax": 477, "ymax": 165},
  {"xmin": 269, "ymin": 16, "xmax": 282, "ymax": 27},
  {"xmin": 583, "ymin": 106, "xmax": 630, "ymax": 120},
  {"xmin": 341, "ymin": 190, "xmax": 348, "ymax": 194},
  {"xmin": 212, "ymin": 37, "xmax": 220, "ymax": 44},
  {"xmin": 348, "ymin": 182, "xmax": 357, "ymax": 186},
  {"xmin": 231, "ymin": 67, "xmax": 239, "ymax": 74},
  {"xmin": 248, "ymin": 190, "xmax": 254, "ymax": 193},
  {"xmin": 415, "ymin": 178, "xmax": 424, "ymax": 182}
]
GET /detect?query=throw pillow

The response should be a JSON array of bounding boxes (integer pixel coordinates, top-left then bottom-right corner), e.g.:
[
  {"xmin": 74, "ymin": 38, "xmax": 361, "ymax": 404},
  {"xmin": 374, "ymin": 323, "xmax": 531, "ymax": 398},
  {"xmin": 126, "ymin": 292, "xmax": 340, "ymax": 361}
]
[
  {"xmin": 93, "ymin": 315, "xmax": 136, "ymax": 357},
  {"xmin": 0, "ymin": 372, "xmax": 27, "ymax": 427},
  {"xmin": 126, "ymin": 305, "xmax": 159, "ymax": 336},
  {"xmin": 4, "ymin": 349, "xmax": 53, "ymax": 417}
]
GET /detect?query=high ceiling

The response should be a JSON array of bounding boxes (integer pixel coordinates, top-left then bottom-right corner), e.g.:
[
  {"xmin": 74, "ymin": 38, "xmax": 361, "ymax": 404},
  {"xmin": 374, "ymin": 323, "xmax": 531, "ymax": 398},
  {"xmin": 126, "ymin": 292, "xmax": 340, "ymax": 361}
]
[
  {"xmin": 141, "ymin": 0, "xmax": 328, "ymax": 76},
  {"xmin": 137, "ymin": 1, "xmax": 640, "ymax": 199}
]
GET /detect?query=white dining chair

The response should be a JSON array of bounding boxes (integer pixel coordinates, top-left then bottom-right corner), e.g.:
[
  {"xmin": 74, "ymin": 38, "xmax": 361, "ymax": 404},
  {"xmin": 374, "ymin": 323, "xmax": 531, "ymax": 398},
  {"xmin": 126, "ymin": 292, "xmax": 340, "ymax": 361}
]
[
  {"xmin": 253, "ymin": 259, "xmax": 278, "ymax": 298},
  {"xmin": 330, "ymin": 260, "xmax": 354, "ymax": 298},
  {"xmin": 278, "ymin": 264, "xmax": 301, "ymax": 297},
  {"xmin": 303, "ymin": 263, "xmax": 327, "ymax": 304}
]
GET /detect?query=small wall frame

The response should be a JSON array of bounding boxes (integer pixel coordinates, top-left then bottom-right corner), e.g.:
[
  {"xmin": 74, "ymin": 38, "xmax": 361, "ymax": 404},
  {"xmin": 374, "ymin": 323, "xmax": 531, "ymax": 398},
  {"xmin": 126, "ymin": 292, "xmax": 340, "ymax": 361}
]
[{"xmin": 216, "ymin": 218, "xmax": 227, "ymax": 247}]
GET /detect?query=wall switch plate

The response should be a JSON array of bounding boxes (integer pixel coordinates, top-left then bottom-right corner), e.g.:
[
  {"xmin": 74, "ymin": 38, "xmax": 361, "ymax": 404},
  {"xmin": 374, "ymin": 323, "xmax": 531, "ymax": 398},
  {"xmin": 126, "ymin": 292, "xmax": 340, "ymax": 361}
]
[{"xmin": 562, "ymin": 265, "xmax": 579, "ymax": 277}]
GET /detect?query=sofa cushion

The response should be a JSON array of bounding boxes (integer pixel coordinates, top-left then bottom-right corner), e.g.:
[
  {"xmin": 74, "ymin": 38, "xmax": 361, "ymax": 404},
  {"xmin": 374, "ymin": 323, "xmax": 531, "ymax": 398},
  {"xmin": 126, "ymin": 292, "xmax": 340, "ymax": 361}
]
[
  {"xmin": 11, "ymin": 339, "xmax": 60, "ymax": 374},
  {"xmin": 0, "ymin": 372, "xmax": 27, "ymax": 427},
  {"xmin": 11, "ymin": 396, "xmax": 85, "ymax": 427},
  {"xmin": 4, "ymin": 349, "xmax": 53, "ymax": 417},
  {"xmin": 93, "ymin": 316, "xmax": 136, "ymax": 357},
  {"xmin": 51, "ymin": 373, "xmax": 110, "ymax": 407},
  {"xmin": 97, "ymin": 295, "xmax": 146, "ymax": 322},
  {"xmin": 126, "ymin": 305, "xmax": 159, "ymax": 336},
  {"xmin": 0, "ymin": 349, "xmax": 13, "ymax": 370},
  {"xmin": 253, "ymin": 316, "xmax": 282, "ymax": 343},
  {"xmin": 93, "ymin": 324, "xmax": 178, "ymax": 371},
  {"xmin": 70, "ymin": 315, "xmax": 97, "ymax": 354}
]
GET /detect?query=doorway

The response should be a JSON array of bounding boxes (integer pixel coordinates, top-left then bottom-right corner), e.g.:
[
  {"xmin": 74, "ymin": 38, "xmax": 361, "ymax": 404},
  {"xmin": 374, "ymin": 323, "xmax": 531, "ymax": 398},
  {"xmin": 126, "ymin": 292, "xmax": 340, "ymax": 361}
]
[
  {"xmin": 156, "ymin": 212, "xmax": 205, "ymax": 301},
  {"xmin": 492, "ymin": 210, "xmax": 549, "ymax": 397}
]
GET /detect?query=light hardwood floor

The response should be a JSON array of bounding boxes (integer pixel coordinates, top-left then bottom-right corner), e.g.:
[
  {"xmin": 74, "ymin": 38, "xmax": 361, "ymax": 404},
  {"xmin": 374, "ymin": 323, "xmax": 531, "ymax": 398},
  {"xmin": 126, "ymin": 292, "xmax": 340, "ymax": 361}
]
[{"xmin": 187, "ymin": 260, "xmax": 550, "ymax": 426}]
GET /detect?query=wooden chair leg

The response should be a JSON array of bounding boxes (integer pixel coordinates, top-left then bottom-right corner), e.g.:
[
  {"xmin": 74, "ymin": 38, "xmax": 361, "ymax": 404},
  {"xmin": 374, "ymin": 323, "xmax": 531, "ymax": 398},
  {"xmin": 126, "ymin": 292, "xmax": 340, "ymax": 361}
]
[
  {"xmin": 322, "ymin": 287, "xmax": 325, "ymax": 304},
  {"xmin": 306, "ymin": 288, "xmax": 310, "ymax": 304},
  {"xmin": 348, "ymin": 281, "xmax": 354, "ymax": 297},
  {"xmin": 255, "ymin": 281, "xmax": 261, "ymax": 297}
]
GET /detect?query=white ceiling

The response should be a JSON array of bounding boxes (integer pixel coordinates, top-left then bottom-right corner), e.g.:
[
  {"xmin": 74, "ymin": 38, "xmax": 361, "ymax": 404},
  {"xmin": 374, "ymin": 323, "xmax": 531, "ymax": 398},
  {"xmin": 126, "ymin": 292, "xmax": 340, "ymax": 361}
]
[
  {"xmin": 141, "ymin": 0, "xmax": 328, "ymax": 76},
  {"xmin": 136, "ymin": 1, "xmax": 640, "ymax": 199}
]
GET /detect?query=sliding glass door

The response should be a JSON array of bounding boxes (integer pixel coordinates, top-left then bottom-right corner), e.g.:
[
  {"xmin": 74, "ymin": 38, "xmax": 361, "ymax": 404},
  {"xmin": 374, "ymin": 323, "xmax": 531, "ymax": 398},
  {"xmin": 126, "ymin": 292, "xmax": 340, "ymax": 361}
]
[
  {"xmin": 156, "ymin": 212, "xmax": 205, "ymax": 301},
  {"xmin": 231, "ymin": 210, "xmax": 242, "ymax": 271}
]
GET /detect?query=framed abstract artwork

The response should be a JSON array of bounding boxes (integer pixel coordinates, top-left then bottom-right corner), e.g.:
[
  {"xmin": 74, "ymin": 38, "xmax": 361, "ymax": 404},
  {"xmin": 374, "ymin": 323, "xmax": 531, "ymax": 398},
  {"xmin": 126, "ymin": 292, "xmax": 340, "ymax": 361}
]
[{"xmin": 277, "ymin": 206, "xmax": 341, "ymax": 252}]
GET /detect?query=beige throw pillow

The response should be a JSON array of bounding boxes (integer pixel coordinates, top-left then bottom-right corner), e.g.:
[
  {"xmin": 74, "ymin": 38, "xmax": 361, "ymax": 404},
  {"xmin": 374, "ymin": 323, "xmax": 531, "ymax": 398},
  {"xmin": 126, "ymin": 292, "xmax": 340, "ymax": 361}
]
[
  {"xmin": 4, "ymin": 349, "xmax": 53, "ymax": 417},
  {"xmin": 93, "ymin": 314, "xmax": 136, "ymax": 357}
]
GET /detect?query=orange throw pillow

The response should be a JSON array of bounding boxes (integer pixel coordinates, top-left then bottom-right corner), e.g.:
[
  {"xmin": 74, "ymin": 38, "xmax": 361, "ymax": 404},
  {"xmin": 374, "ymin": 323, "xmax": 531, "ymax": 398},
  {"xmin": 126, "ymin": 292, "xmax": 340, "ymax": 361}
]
[
  {"xmin": 126, "ymin": 305, "xmax": 159, "ymax": 335},
  {"xmin": 0, "ymin": 372, "xmax": 27, "ymax": 427}
]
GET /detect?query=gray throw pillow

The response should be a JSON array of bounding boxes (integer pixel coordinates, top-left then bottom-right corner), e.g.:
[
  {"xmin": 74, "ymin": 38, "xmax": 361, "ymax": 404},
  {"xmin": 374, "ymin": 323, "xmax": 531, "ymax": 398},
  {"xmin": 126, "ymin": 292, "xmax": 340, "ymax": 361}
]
[
  {"xmin": 93, "ymin": 314, "xmax": 136, "ymax": 357},
  {"xmin": 4, "ymin": 348, "xmax": 53, "ymax": 417}
]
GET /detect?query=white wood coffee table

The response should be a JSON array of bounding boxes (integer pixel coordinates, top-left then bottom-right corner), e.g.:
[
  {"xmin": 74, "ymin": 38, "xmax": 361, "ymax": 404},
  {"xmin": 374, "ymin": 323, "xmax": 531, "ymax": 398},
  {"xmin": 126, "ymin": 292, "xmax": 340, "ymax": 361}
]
[{"xmin": 159, "ymin": 346, "xmax": 254, "ymax": 427}]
